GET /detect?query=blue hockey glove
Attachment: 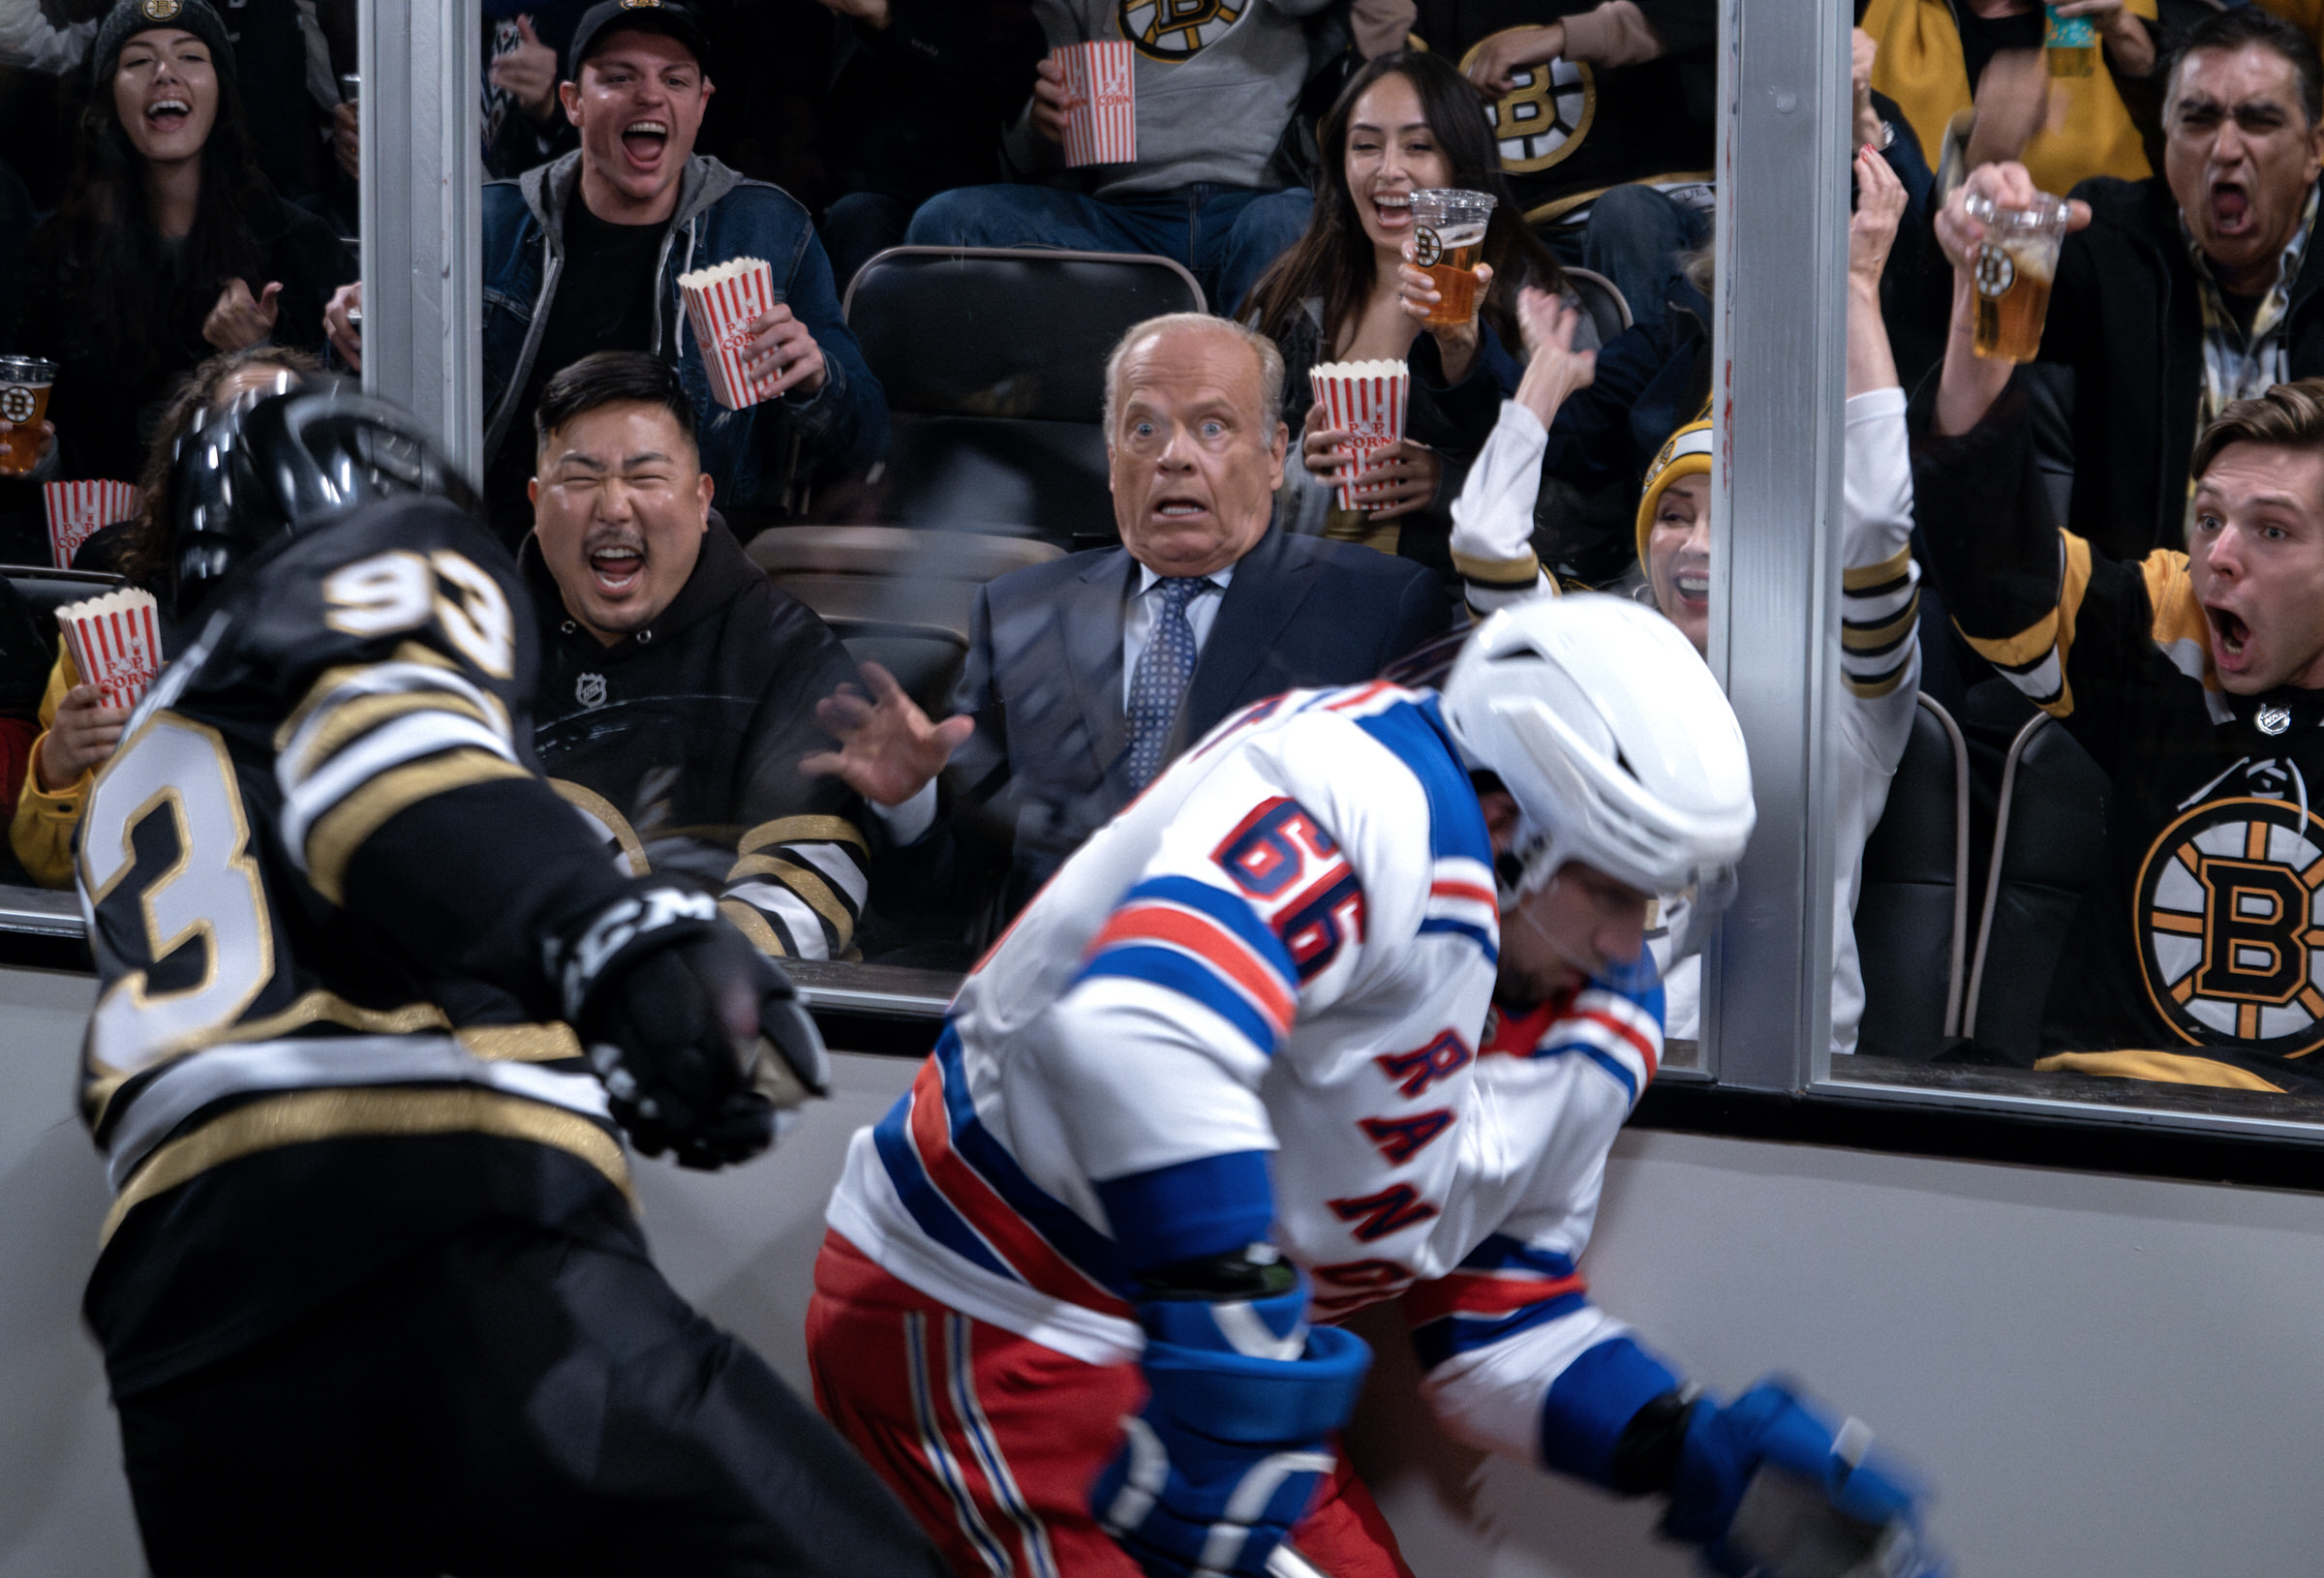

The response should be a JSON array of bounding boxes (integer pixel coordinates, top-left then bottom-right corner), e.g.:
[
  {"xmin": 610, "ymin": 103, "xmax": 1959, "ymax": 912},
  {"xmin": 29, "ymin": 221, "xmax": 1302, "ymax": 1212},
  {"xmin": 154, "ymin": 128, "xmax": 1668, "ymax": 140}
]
[
  {"xmin": 1666, "ymin": 1379, "xmax": 1943, "ymax": 1578},
  {"xmin": 549, "ymin": 884, "xmax": 828, "ymax": 1169},
  {"xmin": 1091, "ymin": 1266, "xmax": 1371, "ymax": 1578}
]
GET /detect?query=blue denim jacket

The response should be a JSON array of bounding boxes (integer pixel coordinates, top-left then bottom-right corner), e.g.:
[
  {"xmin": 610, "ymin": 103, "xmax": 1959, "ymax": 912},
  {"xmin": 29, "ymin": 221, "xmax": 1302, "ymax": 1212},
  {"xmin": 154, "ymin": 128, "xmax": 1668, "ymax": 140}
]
[{"xmin": 481, "ymin": 152, "xmax": 887, "ymax": 510}]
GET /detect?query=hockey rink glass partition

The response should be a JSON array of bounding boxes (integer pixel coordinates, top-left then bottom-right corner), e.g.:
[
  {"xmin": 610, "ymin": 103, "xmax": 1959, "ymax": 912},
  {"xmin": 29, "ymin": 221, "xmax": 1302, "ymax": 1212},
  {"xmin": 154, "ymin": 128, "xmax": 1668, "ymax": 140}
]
[{"xmin": 10, "ymin": 0, "xmax": 2324, "ymax": 1154}]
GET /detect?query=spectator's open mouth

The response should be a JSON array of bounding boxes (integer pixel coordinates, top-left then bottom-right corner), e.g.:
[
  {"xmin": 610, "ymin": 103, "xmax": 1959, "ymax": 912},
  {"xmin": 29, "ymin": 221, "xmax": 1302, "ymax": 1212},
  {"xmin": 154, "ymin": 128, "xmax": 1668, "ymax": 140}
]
[
  {"xmin": 622, "ymin": 119, "xmax": 670, "ymax": 169},
  {"xmin": 1151, "ymin": 495, "xmax": 1210, "ymax": 521},
  {"xmin": 1370, "ymin": 191, "xmax": 1413, "ymax": 234},
  {"xmin": 145, "ymin": 98, "xmax": 192, "ymax": 133},
  {"xmin": 1668, "ymin": 555, "xmax": 1710, "ymax": 609},
  {"xmin": 2208, "ymin": 602, "xmax": 2253, "ymax": 670},
  {"xmin": 2209, "ymin": 179, "xmax": 2252, "ymax": 235},
  {"xmin": 589, "ymin": 544, "xmax": 646, "ymax": 596}
]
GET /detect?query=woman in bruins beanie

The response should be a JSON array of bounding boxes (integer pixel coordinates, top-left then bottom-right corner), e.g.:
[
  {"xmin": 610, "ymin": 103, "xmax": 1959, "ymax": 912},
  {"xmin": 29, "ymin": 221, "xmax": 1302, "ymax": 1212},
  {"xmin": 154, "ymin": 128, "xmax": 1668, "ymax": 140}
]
[{"xmin": 4, "ymin": 0, "xmax": 353, "ymax": 487}]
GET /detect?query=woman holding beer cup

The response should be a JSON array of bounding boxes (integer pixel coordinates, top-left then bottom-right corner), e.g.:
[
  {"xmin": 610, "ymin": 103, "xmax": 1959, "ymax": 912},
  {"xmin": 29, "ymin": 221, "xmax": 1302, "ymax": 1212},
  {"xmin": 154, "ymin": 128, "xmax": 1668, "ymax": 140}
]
[
  {"xmin": 1244, "ymin": 50, "xmax": 1573, "ymax": 577},
  {"xmin": 2, "ymin": 0, "xmax": 352, "ymax": 485}
]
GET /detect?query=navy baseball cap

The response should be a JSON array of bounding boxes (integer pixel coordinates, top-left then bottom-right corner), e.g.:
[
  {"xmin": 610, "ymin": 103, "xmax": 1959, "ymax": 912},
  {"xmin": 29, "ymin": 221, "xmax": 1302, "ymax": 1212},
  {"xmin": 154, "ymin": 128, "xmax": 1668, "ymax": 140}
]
[{"xmin": 566, "ymin": 0, "xmax": 711, "ymax": 76}]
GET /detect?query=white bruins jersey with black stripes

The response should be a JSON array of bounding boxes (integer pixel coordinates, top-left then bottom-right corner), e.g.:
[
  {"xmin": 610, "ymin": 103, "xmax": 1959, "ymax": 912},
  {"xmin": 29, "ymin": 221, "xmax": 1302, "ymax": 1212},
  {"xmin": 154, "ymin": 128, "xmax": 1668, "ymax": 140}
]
[{"xmin": 76, "ymin": 501, "xmax": 628, "ymax": 1247}]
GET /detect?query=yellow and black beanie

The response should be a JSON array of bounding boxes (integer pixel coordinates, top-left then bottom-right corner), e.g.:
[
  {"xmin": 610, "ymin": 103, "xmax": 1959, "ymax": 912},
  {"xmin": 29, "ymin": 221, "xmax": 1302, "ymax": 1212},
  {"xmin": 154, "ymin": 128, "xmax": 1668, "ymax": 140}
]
[{"xmin": 1635, "ymin": 416, "xmax": 1713, "ymax": 570}]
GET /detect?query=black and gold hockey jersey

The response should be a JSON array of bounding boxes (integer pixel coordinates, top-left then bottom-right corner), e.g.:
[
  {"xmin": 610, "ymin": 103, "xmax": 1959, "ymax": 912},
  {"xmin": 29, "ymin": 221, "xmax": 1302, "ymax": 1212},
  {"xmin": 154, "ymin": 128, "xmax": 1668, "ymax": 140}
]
[
  {"xmin": 78, "ymin": 497, "xmax": 643, "ymax": 1395},
  {"xmin": 522, "ymin": 521, "xmax": 874, "ymax": 961},
  {"xmin": 1917, "ymin": 389, "xmax": 2324, "ymax": 1094},
  {"xmin": 1411, "ymin": 0, "xmax": 1714, "ymax": 228}
]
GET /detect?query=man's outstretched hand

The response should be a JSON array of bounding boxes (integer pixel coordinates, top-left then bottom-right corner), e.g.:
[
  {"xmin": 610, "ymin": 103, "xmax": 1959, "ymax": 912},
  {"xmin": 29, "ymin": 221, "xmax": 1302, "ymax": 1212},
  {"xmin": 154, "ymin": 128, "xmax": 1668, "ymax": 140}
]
[{"xmin": 803, "ymin": 661, "xmax": 974, "ymax": 806}]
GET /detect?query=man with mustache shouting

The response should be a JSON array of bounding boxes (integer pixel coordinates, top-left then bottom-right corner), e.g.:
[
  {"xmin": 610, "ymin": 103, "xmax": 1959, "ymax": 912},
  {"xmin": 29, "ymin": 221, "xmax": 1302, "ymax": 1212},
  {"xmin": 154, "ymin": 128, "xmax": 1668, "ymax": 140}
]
[{"xmin": 1944, "ymin": 6, "xmax": 2324, "ymax": 559}]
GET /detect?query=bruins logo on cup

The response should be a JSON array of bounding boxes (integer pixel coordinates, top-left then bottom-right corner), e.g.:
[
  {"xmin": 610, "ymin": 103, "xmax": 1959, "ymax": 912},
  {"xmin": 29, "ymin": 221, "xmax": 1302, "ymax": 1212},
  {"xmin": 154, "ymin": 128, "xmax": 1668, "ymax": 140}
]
[
  {"xmin": 1974, "ymin": 245, "xmax": 2016, "ymax": 300},
  {"xmin": 139, "ymin": 0, "xmax": 181, "ymax": 19},
  {"xmin": 1412, "ymin": 226, "xmax": 1444, "ymax": 268},
  {"xmin": 0, "ymin": 387, "xmax": 31, "ymax": 424},
  {"xmin": 1462, "ymin": 39, "xmax": 1596, "ymax": 174},
  {"xmin": 1118, "ymin": 0, "xmax": 1243, "ymax": 61},
  {"xmin": 2136, "ymin": 795, "xmax": 2324, "ymax": 1055}
]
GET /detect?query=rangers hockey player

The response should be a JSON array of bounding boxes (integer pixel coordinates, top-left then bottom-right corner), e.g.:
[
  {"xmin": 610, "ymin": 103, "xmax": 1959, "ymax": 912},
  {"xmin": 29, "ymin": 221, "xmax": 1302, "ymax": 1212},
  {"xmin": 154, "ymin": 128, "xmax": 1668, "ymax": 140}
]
[
  {"xmin": 809, "ymin": 591, "xmax": 1943, "ymax": 1576},
  {"xmin": 75, "ymin": 381, "xmax": 947, "ymax": 1577}
]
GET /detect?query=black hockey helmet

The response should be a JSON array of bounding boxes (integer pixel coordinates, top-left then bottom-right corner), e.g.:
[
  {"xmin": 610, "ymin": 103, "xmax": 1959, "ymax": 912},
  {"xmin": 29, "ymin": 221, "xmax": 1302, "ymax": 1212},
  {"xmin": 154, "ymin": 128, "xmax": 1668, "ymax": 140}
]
[{"xmin": 168, "ymin": 379, "xmax": 480, "ymax": 620}]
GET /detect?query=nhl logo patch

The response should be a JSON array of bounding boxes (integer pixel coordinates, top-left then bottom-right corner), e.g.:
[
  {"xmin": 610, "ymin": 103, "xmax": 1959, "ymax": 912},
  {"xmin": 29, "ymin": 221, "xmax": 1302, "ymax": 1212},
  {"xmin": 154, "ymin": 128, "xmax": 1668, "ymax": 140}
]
[
  {"xmin": 2259, "ymin": 702, "xmax": 2293, "ymax": 736},
  {"xmin": 576, "ymin": 672, "xmax": 608, "ymax": 709},
  {"xmin": 139, "ymin": 0, "xmax": 182, "ymax": 19},
  {"xmin": 1973, "ymin": 245, "xmax": 2016, "ymax": 300},
  {"xmin": 2136, "ymin": 795, "xmax": 2324, "ymax": 1055},
  {"xmin": 1412, "ymin": 226, "xmax": 1444, "ymax": 268}
]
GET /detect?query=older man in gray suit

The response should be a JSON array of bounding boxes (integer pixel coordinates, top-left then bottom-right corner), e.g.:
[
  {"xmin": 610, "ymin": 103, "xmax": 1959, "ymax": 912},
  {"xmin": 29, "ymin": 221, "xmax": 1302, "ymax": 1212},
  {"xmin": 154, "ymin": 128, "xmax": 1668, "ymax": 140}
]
[{"xmin": 808, "ymin": 312, "xmax": 1455, "ymax": 933}]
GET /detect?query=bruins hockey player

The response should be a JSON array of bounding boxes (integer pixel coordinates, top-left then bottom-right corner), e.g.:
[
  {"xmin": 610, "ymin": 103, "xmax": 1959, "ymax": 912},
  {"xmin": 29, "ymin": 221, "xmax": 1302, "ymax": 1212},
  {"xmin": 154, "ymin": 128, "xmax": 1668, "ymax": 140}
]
[{"xmin": 75, "ymin": 379, "xmax": 946, "ymax": 1577}]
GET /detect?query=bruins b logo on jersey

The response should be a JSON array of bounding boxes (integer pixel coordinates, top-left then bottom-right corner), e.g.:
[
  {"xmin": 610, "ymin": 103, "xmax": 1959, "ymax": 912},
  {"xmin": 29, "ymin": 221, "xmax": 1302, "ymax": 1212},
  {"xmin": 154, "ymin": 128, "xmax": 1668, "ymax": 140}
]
[
  {"xmin": 1460, "ymin": 34, "xmax": 1596, "ymax": 174},
  {"xmin": 2137, "ymin": 796, "xmax": 2324, "ymax": 1054},
  {"xmin": 1120, "ymin": 0, "xmax": 1243, "ymax": 61}
]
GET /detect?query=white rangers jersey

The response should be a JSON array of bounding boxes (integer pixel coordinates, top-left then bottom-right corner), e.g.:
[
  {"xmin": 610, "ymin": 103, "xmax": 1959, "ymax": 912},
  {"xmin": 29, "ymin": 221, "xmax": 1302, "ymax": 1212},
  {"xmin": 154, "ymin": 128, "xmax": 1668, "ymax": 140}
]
[
  {"xmin": 1449, "ymin": 393, "xmax": 1921, "ymax": 1053},
  {"xmin": 826, "ymin": 681, "xmax": 1667, "ymax": 1465}
]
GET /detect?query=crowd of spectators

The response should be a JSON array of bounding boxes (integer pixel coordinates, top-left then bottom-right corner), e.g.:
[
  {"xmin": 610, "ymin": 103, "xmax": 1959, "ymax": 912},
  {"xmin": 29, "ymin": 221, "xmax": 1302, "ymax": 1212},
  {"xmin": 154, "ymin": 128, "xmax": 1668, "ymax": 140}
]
[{"xmin": 18, "ymin": 0, "xmax": 2324, "ymax": 1101}]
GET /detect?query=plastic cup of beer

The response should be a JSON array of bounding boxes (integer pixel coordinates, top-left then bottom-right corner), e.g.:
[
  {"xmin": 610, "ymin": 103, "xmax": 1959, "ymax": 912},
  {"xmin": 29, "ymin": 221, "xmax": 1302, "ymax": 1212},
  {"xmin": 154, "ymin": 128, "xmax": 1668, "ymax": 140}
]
[
  {"xmin": 1964, "ymin": 191, "xmax": 2070, "ymax": 364},
  {"xmin": 1409, "ymin": 189, "xmax": 1496, "ymax": 328},
  {"xmin": 0, "ymin": 356, "xmax": 56, "ymax": 475}
]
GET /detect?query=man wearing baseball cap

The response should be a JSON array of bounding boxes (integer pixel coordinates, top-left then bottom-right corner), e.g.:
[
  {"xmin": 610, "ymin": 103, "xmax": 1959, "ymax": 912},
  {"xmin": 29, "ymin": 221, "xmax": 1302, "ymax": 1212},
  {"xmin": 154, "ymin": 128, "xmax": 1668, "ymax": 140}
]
[{"xmin": 325, "ymin": 0, "xmax": 886, "ymax": 545}]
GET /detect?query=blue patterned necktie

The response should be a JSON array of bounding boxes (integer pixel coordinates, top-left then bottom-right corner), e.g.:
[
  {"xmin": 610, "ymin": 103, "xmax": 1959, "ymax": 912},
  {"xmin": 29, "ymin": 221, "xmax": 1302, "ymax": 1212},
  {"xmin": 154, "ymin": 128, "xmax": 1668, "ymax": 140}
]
[{"xmin": 1124, "ymin": 576, "xmax": 1208, "ymax": 791}]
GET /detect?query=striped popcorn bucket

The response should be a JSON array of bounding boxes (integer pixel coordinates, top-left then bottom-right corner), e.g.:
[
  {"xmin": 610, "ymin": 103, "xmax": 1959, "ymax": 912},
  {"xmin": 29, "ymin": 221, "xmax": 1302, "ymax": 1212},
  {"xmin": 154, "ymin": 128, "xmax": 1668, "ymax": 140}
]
[
  {"xmin": 1308, "ymin": 360, "xmax": 1410, "ymax": 511},
  {"xmin": 1056, "ymin": 41, "xmax": 1136, "ymax": 167},
  {"xmin": 42, "ymin": 479, "xmax": 138, "ymax": 568},
  {"xmin": 55, "ymin": 587, "xmax": 164, "ymax": 712},
  {"xmin": 678, "ymin": 258, "xmax": 783, "ymax": 410}
]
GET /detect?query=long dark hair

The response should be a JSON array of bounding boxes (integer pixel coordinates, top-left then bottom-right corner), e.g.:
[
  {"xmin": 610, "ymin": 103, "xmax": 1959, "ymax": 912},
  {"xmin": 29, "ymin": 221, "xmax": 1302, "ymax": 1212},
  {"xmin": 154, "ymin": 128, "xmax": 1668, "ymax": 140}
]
[
  {"xmin": 119, "ymin": 344, "xmax": 321, "ymax": 591},
  {"xmin": 1245, "ymin": 50, "xmax": 1567, "ymax": 359},
  {"xmin": 44, "ymin": 41, "xmax": 278, "ymax": 378}
]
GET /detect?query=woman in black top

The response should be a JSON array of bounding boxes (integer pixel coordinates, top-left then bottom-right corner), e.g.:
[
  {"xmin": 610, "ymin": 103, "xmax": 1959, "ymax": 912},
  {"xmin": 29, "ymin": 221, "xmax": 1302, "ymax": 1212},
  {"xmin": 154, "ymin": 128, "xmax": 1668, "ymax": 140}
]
[
  {"xmin": 3, "ymin": 0, "xmax": 353, "ymax": 489},
  {"xmin": 1243, "ymin": 50, "xmax": 1575, "ymax": 589}
]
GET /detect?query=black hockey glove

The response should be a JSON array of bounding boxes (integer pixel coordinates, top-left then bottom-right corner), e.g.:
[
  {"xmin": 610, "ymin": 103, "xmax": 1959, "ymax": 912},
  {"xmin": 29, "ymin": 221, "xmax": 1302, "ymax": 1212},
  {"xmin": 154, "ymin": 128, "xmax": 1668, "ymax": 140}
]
[{"xmin": 549, "ymin": 885, "xmax": 829, "ymax": 1169}]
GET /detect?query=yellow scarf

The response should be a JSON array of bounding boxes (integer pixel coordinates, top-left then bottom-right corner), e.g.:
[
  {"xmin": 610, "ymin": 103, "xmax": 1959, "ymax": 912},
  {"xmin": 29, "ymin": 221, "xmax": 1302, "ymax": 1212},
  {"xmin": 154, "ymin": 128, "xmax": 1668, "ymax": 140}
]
[{"xmin": 1863, "ymin": 0, "xmax": 2156, "ymax": 197}]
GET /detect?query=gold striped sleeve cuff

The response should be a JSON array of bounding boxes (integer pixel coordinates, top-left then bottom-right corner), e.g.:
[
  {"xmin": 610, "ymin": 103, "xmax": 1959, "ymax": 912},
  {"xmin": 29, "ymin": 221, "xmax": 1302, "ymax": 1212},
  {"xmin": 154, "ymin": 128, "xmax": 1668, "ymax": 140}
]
[
  {"xmin": 305, "ymin": 748, "xmax": 532, "ymax": 905},
  {"xmin": 103, "ymin": 1085, "xmax": 633, "ymax": 1244},
  {"xmin": 2034, "ymin": 1049, "xmax": 2286, "ymax": 1094}
]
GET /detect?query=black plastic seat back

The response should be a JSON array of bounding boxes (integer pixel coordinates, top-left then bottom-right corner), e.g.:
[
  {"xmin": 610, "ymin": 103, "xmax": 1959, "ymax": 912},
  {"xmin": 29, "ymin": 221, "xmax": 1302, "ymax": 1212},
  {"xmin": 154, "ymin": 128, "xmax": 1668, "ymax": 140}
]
[
  {"xmin": 1963, "ymin": 713, "xmax": 2112, "ymax": 1064},
  {"xmin": 745, "ymin": 525, "xmax": 1064, "ymax": 714},
  {"xmin": 0, "ymin": 567, "xmax": 123, "ymax": 720},
  {"xmin": 843, "ymin": 248, "xmax": 1207, "ymax": 549},
  {"xmin": 1853, "ymin": 694, "xmax": 1970, "ymax": 1060},
  {"xmin": 1561, "ymin": 266, "xmax": 1633, "ymax": 347}
]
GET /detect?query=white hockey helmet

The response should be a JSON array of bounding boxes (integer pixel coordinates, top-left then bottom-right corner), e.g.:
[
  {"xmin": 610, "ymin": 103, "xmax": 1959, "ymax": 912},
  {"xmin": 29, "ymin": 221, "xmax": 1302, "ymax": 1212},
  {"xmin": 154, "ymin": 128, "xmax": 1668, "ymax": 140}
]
[{"xmin": 1440, "ymin": 595, "xmax": 1756, "ymax": 903}]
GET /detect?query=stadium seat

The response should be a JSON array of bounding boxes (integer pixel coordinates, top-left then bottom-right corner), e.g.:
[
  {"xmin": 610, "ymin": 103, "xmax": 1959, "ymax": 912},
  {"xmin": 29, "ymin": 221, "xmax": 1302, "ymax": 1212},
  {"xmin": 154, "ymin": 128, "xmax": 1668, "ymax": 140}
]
[
  {"xmin": 1561, "ymin": 266, "xmax": 1633, "ymax": 345},
  {"xmin": 1961, "ymin": 711, "xmax": 2112, "ymax": 1064},
  {"xmin": 1851, "ymin": 694, "xmax": 1970, "ymax": 1061},
  {"xmin": 841, "ymin": 246, "xmax": 1208, "ymax": 552},
  {"xmin": 5, "ymin": 565, "xmax": 126, "ymax": 625},
  {"xmin": 3, "ymin": 566, "xmax": 124, "ymax": 713},
  {"xmin": 745, "ymin": 525, "xmax": 1063, "ymax": 713}
]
